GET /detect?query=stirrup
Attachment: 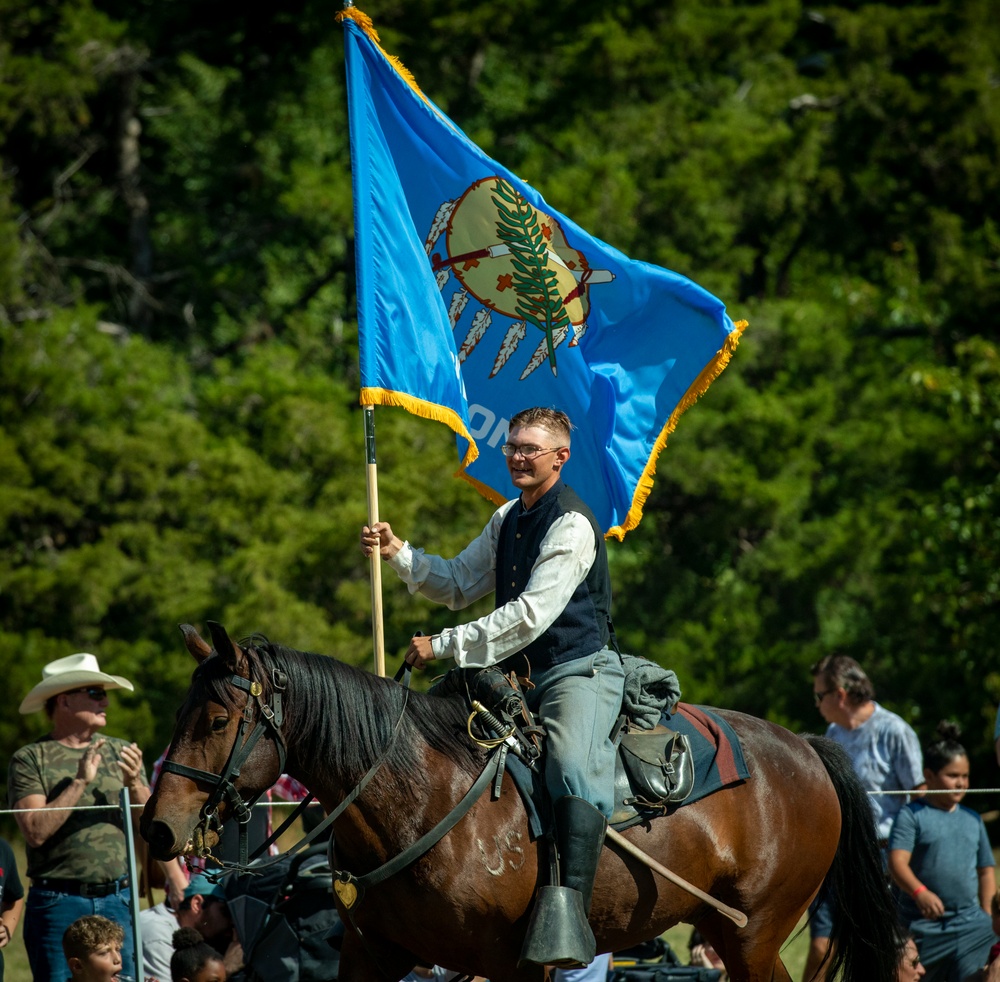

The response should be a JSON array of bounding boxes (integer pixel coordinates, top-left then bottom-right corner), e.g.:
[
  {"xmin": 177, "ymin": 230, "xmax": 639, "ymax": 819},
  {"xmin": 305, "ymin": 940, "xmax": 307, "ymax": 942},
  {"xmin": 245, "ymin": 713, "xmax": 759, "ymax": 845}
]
[{"xmin": 517, "ymin": 885, "xmax": 596, "ymax": 969}]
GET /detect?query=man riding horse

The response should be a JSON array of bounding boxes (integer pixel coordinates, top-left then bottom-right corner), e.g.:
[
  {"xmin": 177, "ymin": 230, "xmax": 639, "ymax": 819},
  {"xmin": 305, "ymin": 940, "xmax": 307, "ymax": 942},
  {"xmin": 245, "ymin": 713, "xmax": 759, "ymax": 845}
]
[{"xmin": 362, "ymin": 405, "xmax": 623, "ymax": 969}]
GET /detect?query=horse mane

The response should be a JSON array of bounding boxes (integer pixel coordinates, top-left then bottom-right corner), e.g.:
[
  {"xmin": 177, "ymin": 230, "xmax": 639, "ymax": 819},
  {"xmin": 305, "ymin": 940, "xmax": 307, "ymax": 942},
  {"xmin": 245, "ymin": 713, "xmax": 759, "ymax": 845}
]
[{"xmin": 243, "ymin": 638, "xmax": 487, "ymax": 784}]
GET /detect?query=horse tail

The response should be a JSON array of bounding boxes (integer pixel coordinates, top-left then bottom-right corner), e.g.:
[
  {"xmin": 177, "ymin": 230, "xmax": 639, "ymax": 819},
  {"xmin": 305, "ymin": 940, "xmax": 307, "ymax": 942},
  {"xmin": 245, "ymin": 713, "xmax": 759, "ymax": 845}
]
[{"xmin": 806, "ymin": 735, "xmax": 902, "ymax": 982}]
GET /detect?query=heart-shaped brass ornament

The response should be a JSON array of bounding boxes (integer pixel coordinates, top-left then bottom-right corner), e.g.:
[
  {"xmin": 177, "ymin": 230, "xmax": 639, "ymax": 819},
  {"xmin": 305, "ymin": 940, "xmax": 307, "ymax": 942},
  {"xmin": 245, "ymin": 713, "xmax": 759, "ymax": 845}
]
[{"xmin": 334, "ymin": 878, "xmax": 358, "ymax": 909}]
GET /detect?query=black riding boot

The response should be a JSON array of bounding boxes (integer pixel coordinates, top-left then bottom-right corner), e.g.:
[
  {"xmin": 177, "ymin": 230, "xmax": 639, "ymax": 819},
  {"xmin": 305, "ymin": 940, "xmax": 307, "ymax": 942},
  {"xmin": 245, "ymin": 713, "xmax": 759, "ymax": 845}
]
[{"xmin": 519, "ymin": 795, "xmax": 608, "ymax": 969}]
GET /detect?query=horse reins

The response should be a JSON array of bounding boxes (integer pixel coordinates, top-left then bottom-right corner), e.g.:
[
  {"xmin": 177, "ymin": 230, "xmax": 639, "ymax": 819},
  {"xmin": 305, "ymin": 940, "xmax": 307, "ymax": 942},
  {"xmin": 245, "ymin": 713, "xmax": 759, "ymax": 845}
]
[
  {"xmin": 159, "ymin": 651, "xmax": 505, "ymax": 982},
  {"xmin": 160, "ymin": 652, "xmax": 415, "ymax": 876}
]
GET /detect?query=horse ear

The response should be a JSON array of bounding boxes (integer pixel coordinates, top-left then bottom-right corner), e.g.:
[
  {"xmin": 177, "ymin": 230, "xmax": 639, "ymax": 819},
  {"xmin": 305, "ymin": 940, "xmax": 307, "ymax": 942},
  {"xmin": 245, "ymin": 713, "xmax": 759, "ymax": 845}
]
[
  {"xmin": 179, "ymin": 623, "xmax": 213, "ymax": 662},
  {"xmin": 206, "ymin": 620, "xmax": 240, "ymax": 669}
]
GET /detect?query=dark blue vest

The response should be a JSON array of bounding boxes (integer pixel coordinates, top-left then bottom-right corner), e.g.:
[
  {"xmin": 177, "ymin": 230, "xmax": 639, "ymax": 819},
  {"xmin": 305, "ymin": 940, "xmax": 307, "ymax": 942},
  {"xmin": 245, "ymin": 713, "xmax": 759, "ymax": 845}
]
[{"xmin": 495, "ymin": 480, "xmax": 615, "ymax": 673}]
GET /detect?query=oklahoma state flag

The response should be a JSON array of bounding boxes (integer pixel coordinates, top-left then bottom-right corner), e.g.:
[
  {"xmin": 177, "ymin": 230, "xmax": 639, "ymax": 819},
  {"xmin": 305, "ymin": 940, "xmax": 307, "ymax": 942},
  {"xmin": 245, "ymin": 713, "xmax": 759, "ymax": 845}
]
[{"xmin": 341, "ymin": 8, "xmax": 744, "ymax": 539}]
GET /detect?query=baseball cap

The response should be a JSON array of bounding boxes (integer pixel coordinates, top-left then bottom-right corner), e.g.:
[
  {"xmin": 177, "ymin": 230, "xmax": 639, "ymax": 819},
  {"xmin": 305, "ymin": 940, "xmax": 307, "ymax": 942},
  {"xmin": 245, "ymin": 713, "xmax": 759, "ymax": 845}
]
[{"xmin": 184, "ymin": 872, "xmax": 227, "ymax": 902}]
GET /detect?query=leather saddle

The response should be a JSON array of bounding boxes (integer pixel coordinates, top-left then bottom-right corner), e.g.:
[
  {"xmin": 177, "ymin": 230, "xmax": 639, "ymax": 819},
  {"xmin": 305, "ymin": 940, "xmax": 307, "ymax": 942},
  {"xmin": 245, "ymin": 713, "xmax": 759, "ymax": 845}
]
[{"xmin": 436, "ymin": 666, "xmax": 694, "ymax": 826}]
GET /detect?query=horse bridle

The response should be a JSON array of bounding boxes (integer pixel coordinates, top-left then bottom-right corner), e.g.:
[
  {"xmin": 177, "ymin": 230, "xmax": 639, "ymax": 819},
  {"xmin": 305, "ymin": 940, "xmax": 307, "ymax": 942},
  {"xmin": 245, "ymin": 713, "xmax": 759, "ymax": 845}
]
[{"xmin": 161, "ymin": 653, "xmax": 289, "ymax": 866}]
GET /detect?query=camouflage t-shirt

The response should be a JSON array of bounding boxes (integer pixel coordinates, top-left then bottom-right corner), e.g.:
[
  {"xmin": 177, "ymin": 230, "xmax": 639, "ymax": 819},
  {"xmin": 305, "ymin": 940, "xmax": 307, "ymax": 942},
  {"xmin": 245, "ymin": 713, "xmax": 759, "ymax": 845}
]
[{"xmin": 7, "ymin": 735, "xmax": 149, "ymax": 882}]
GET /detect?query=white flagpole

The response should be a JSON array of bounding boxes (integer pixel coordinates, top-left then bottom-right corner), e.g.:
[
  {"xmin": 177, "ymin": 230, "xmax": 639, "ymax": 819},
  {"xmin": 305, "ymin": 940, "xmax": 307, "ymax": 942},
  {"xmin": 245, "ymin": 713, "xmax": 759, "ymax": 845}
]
[{"xmin": 364, "ymin": 405, "xmax": 387, "ymax": 677}]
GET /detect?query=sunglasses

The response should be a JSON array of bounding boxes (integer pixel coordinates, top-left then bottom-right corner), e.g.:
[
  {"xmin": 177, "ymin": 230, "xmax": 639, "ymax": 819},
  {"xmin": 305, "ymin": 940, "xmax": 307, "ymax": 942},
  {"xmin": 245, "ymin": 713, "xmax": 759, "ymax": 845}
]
[
  {"xmin": 813, "ymin": 688, "xmax": 836, "ymax": 705},
  {"xmin": 64, "ymin": 686, "xmax": 108, "ymax": 701}
]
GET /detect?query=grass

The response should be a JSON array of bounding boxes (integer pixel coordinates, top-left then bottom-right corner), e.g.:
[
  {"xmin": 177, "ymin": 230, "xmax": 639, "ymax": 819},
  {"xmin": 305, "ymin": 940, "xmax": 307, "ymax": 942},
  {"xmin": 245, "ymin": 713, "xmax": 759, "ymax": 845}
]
[{"xmin": 662, "ymin": 918, "xmax": 810, "ymax": 977}]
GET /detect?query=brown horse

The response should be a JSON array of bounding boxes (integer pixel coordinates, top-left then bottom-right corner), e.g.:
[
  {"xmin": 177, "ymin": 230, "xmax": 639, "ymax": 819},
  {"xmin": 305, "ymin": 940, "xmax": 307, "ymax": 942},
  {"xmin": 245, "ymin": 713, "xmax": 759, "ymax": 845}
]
[{"xmin": 141, "ymin": 623, "xmax": 900, "ymax": 982}]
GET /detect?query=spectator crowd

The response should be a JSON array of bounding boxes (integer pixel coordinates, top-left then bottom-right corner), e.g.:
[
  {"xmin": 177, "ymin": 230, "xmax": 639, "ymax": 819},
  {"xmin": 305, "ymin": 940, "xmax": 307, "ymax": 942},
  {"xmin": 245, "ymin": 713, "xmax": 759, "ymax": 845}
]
[{"xmin": 3, "ymin": 652, "xmax": 310, "ymax": 982}]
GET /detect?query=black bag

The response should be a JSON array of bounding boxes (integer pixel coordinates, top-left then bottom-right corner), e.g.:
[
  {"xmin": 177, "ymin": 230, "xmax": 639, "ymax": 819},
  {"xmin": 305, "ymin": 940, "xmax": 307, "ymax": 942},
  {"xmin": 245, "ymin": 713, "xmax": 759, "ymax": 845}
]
[
  {"xmin": 611, "ymin": 938, "xmax": 722, "ymax": 982},
  {"xmin": 610, "ymin": 965, "xmax": 722, "ymax": 982},
  {"xmin": 614, "ymin": 938, "xmax": 682, "ymax": 965},
  {"xmin": 276, "ymin": 849, "xmax": 343, "ymax": 982},
  {"xmin": 618, "ymin": 728, "xmax": 695, "ymax": 809}
]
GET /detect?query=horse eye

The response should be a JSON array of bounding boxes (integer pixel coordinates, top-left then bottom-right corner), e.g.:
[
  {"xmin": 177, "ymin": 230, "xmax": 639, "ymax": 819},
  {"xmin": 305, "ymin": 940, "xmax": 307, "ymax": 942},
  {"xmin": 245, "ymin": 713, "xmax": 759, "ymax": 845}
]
[{"xmin": 211, "ymin": 716, "xmax": 229, "ymax": 732}]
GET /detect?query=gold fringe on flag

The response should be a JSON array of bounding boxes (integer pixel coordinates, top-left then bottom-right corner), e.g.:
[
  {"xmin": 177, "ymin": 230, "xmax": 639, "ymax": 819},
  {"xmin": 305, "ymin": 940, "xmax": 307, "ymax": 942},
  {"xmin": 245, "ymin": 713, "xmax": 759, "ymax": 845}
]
[
  {"xmin": 604, "ymin": 319, "xmax": 748, "ymax": 542},
  {"xmin": 457, "ymin": 471, "xmax": 508, "ymax": 507},
  {"xmin": 359, "ymin": 387, "xmax": 480, "ymax": 471},
  {"xmin": 337, "ymin": 7, "xmax": 431, "ymax": 106}
]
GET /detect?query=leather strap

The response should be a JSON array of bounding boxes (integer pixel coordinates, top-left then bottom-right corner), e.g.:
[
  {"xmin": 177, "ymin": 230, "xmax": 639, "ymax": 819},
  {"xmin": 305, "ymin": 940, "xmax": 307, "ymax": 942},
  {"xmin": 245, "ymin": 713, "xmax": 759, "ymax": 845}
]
[
  {"xmin": 205, "ymin": 671, "xmax": 412, "ymax": 879},
  {"xmin": 334, "ymin": 745, "xmax": 504, "ymax": 896}
]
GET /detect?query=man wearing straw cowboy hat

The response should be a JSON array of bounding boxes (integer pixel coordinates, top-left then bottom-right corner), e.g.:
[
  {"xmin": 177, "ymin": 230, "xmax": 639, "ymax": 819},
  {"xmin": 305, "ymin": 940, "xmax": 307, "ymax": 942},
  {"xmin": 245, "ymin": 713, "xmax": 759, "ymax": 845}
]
[{"xmin": 8, "ymin": 652, "xmax": 179, "ymax": 982}]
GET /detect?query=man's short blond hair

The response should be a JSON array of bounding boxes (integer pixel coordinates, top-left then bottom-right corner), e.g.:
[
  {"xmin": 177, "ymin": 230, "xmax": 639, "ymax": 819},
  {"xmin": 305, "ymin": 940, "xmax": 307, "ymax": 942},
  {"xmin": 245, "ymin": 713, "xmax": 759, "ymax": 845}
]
[
  {"xmin": 63, "ymin": 915, "xmax": 124, "ymax": 962},
  {"xmin": 509, "ymin": 407, "xmax": 572, "ymax": 444}
]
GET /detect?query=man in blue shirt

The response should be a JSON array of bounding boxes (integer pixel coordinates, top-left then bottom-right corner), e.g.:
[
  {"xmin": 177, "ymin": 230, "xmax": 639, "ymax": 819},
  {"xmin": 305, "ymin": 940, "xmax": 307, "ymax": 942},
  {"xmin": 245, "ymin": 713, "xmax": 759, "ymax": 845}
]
[{"xmin": 804, "ymin": 654, "xmax": 925, "ymax": 982}]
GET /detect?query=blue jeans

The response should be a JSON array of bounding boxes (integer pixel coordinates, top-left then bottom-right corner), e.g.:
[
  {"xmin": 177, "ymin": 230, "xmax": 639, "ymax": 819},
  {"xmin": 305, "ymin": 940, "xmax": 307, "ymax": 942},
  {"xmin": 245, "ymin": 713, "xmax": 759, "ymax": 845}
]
[
  {"xmin": 554, "ymin": 951, "xmax": 612, "ymax": 982},
  {"xmin": 524, "ymin": 647, "xmax": 625, "ymax": 819},
  {"xmin": 25, "ymin": 884, "xmax": 135, "ymax": 982}
]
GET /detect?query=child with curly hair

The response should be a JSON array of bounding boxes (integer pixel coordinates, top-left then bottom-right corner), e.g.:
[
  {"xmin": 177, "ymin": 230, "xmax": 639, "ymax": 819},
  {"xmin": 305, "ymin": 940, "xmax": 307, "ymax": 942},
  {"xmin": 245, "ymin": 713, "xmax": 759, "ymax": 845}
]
[{"xmin": 63, "ymin": 915, "xmax": 124, "ymax": 982}]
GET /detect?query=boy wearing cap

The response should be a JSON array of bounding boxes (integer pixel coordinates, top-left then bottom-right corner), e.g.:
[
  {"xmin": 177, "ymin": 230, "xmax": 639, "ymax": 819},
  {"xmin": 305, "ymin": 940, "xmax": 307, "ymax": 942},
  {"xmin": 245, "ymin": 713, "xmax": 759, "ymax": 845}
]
[{"xmin": 8, "ymin": 652, "xmax": 183, "ymax": 982}]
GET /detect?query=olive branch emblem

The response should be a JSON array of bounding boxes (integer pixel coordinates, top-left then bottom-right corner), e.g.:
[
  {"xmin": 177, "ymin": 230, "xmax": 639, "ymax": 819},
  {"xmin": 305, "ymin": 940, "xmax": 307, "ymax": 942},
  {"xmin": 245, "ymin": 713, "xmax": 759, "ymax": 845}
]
[
  {"xmin": 424, "ymin": 176, "xmax": 612, "ymax": 379},
  {"xmin": 491, "ymin": 178, "xmax": 571, "ymax": 374}
]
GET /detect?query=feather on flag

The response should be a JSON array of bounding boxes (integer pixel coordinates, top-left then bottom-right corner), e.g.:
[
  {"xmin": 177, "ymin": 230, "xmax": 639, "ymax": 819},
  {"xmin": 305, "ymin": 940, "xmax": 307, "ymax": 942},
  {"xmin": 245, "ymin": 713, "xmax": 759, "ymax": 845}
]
[{"xmin": 341, "ymin": 7, "xmax": 745, "ymax": 539}]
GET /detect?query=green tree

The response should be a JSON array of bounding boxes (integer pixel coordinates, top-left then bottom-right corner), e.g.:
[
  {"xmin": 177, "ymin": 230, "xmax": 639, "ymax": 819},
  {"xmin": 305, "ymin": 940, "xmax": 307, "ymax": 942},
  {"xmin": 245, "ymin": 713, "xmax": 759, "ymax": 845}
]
[
  {"xmin": 0, "ymin": 310, "xmax": 493, "ymax": 783},
  {"xmin": 3, "ymin": 0, "xmax": 1000, "ymax": 807}
]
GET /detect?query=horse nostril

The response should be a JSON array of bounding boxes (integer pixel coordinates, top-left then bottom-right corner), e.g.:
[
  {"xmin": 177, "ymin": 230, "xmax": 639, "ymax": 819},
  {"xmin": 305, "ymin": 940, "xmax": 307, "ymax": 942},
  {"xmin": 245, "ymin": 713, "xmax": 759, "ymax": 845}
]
[{"xmin": 144, "ymin": 820, "xmax": 179, "ymax": 860}]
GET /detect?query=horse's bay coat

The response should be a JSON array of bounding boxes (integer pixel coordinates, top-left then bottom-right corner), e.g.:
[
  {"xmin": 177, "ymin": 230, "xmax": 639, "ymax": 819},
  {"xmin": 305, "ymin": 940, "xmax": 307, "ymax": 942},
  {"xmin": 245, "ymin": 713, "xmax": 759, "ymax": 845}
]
[{"xmin": 141, "ymin": 623, "xmax": 901, "ymax": 982}]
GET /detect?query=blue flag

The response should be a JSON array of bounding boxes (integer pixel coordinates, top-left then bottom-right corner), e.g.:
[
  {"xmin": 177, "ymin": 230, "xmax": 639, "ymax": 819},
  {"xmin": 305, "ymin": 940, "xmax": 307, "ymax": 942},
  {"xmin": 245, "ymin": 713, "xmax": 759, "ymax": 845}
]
[{"xmin": 342, "ymin": 8, "xmax": 744, "ymax": 539}]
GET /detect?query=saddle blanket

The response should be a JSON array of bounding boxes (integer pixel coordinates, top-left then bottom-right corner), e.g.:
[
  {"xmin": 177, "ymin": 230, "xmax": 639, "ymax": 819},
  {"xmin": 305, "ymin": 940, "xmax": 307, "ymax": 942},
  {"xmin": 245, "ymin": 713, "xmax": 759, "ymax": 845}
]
[{"xmin": 506, "ymin": 703, "xmax": 750, "ymax": 838}]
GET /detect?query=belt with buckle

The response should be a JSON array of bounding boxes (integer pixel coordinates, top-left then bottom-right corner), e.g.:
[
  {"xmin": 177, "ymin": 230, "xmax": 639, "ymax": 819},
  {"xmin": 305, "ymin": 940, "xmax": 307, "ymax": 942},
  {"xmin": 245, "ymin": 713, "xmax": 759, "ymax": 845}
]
[{"xmin": 33, "ymin": 875, "xmax": 128, "ymax": 898}]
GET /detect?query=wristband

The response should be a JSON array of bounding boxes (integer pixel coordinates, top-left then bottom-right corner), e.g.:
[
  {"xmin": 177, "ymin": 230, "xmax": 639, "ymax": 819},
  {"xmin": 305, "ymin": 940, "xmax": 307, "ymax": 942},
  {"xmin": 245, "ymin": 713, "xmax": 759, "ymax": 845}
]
[{"xmin": 911, "ymin": 885, "xmax": 928, "ymax": 898}]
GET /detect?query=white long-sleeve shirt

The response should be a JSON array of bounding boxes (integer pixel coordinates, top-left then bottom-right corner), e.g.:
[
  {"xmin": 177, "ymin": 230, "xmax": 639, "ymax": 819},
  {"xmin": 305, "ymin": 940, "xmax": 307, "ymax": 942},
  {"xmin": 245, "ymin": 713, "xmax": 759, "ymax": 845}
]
[{"xmin": 388, "ymin": 499, "xmax": 598, "ymax": 668}]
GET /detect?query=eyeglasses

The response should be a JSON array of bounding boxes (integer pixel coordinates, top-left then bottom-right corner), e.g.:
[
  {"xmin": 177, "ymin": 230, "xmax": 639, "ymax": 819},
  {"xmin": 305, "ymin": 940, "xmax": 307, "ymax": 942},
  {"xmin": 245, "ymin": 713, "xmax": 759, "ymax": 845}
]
[
  {"xmin": 64, "ymin": 686, "xmax": 108, "ymax": 701},
  {"xmin": 501, "ymin": 444, "xmax": 564, "ymax": 459},
  {"xmin": 813, "ymin": 688, "xmax": 836, "ymax": 705}
]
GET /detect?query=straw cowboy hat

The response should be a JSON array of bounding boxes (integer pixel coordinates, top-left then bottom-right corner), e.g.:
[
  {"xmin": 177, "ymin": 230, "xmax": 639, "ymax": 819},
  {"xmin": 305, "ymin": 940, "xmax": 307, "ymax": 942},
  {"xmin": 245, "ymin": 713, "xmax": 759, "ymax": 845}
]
[{"xmin": 19, "ymin": 652, "xmax": 135, "ymax": 714}]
